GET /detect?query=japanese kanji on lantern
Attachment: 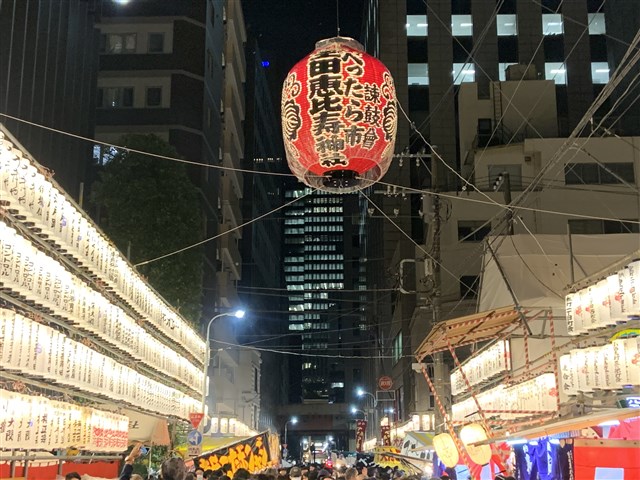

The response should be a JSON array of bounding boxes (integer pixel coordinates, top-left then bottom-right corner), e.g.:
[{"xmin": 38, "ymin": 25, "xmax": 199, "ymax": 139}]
[{"xmin": 282, "ymin": 37, "xmax": 398, "ymax": 192}]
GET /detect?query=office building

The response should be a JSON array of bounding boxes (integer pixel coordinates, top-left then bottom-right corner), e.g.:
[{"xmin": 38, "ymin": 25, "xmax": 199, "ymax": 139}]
[
  {"xmin": 0, "ymin": 0, "xmax": 101, "ymax": 199},
  {"xmin": 95, "ymin": 0, "xmax": 258, "ymax": 430},
  {"xmin": 363, "ymin": 0, "xmax": 640, "ymax": 432}
]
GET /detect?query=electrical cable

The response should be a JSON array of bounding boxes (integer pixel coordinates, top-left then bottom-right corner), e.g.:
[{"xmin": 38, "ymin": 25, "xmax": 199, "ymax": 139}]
[
  {"xmin": 134, "ymin": 190, "xmax": 313, "ymax": 266},
  {"xmin": 0, "ymin": 112, "xmax": 295, "ymax": 178}
]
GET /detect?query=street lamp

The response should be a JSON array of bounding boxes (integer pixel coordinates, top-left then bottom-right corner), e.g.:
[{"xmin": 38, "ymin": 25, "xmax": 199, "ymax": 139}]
[
  {"xmin": 284, "ymin": 416, "xmax": 298, "ymax": 449},
  {"xmin": 356, "ymin": 388, "xmax": 378, "ymax": 407},
  {"xmin": 350, "ymin": 406, "xmax": 366, "ymax": 419},
  {"xmin": 201, "ymin": 309, "xmax": 246, "ymax": 415}
]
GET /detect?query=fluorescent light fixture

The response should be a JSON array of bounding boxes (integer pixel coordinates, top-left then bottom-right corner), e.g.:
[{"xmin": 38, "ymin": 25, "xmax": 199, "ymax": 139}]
[
  {"xmin": 417, "ymin": 23, "xmax": 428, "ymax": 27},
  {"xmin": 550, "ymin": 69, "xmax": 566, "ymax": 74},
  {"xmin": 462, "ymin": 70, "xmax": 475, "ymax": 74},
  {"xmin": 547, "ymin": 22, "xmax": 562, "ymax": 26},
  {"xmin": 460, "ymin": 23, "xmax": 473, "ymax": 27},
  {"xmin": 406, "ymin": 23, "xmax": 410, "ymax": 28},
  {"xmin": 504, "ymin": 23, "xmax": 514, "ymax": 26},
  {"xmin": 595, "ymin": 69, "xmax": 610, "ymax": 73}
]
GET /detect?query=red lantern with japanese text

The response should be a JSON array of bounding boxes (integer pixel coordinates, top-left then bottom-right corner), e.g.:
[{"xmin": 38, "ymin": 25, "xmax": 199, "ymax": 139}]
[{"xmin": 282, "ymin": 37, "xmax": 398, "ymax": 192}]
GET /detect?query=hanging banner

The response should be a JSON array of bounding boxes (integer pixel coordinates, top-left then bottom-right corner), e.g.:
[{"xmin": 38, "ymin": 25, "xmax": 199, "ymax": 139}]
[
  {"xmin": 194, "ymin": 433, "xmax": 270, "ymax": 475},
  {"xmin": 381, "ymin": 425, "xmax": 391, "ymax": 446},
  {"xmin": 356, "ymin": 420, "xmax": 367, "ymax": 452}
]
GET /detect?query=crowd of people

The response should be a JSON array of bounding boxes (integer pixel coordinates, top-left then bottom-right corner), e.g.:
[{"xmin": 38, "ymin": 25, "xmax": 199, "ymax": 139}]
[{"xmin": 63, "ymin": 444, "xmax": 515, "ymax": 480}]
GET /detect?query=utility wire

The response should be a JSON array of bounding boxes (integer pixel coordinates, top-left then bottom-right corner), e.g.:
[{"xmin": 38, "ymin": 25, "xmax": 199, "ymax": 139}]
[{"xmin": 134, "ymin": 190, "xmax": 313, "ymax": 266}]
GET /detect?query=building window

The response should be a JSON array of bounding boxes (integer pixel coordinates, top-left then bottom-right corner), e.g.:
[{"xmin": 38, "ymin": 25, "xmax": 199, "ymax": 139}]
[
  {"xmin": 392, "ymin": 332, "xmax": 403, "ymax": 364},
  {"xmin": 591, "ymin": 62, "xmax": 610, "ymax": 84},
  {"xmin": 542, "ymin": 14, "xmax": 564, "ymax": 35},
  {"xmin": 588, "ymin": 13, "xmax": 606, "ymax": 35},
  {"xmin": 408, "ymin": 63, "xmax": 429, "ymax": 85},
  {"xmin": 148, "ymin": 33, "xmax": 165, "ymax": 53},
  {"xmin": 98, "ymin": 87, "xmax": 134, "ymax": 108},
  {"xmin": 564, "ymin": 162, "xmax": 635, "ymax": 185},
  {"xmin": 458, "ymin": 220, "xmax": 491, "ymax": 242},
  {"xmin": 101, "ymin": 33, "xmax": 137, "ymax": 54},
  {"xmin": 453, "ymin": 63, "xmax": 475, "ymax": 84},
  {"xmin": 145, "ymin": 87, "xmax": 162, "ymax": 107},
  {"xmin": 406, "ymin": 15, "xmax": 428, "ymax": 36},
  {"xmin": 460, "ymin": 275, "xmax": 479, "ymax": 299},
  {"xmin": 253, "ymin": 366, "xmax": 259, "ymax": 392},
  {"xmin": 497, "ymin": 14, "xmax": 517, "ymax": 36},
  {"xmin": 451, "ymin": 15, "xmax": 473, "ymax": 36},
  {"xmin": 544, "ymin": 62, "xmax": 567, "ymax": 84},
  {"xmin": 568, "ymin": 219, "xmax": 639, "ymax": 234}
]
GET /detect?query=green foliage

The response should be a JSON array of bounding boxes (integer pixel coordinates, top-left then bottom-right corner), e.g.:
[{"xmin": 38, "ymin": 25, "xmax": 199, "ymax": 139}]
[{"xmin": 91, "ymin": 134, "xmax": 204, "ymax": 323}]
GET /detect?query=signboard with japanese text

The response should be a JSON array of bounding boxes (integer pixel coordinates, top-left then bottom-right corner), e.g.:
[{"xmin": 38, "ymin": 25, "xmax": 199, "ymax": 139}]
[{"xmin": 195, "ymin": 433, "xmax": 271, "ymax": 475}]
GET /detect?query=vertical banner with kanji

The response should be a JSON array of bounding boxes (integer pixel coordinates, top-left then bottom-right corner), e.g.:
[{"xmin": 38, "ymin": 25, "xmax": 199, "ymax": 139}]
[
  {"xmin": 356, "ymin": 420, "xmax": 367, "ymax": 452},
  {"xmin": 381, "ymin": 425, "xmax": 391, "ymax": 446}
]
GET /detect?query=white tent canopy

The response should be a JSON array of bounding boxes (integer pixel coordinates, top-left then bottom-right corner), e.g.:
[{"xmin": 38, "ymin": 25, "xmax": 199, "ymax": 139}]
[{"xmin": 479, "ymin": 233, "xmax": 640, "ymax": 317}]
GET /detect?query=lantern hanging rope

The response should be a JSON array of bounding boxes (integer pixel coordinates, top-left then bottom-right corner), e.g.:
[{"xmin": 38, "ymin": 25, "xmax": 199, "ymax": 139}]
[{"xmin": 281, "ymin": 37, "xmax": 398, "ymax": 193}]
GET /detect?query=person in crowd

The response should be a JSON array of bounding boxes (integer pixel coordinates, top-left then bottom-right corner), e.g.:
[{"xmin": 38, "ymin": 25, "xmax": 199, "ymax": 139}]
[
  {"xmin": 344, "ymin": 467, "xmax": 357, "ymax": 480},
  {"xmin": 290, "ymin": 466, "xmax": 303, "ymax": 480},
  {"xmin": 194, "ymin": 468, "xmax": 205, "ymax": 480},
  {"xmin": 118, "ymin": 443, "xmax": 143, "ymax": 480},
  {"xmin": 161, "ymin": 457, "xmax": 188, "ymax": 480},
  {"xmin": 65, "ymin": 473, "xmax": 81, "ymax": 480},
  {"xmin": 317, "ymin": 469, "xmax": 332, "ymax": 480},
  {"xmin": 233, "ymin": 468, "xmax": 252, "ymax": 480}
]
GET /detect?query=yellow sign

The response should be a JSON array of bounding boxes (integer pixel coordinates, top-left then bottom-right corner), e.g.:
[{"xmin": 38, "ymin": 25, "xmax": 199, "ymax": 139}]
[{"xmin": 373, "ymin": 446, "xmax": 402, "ymax": 467}]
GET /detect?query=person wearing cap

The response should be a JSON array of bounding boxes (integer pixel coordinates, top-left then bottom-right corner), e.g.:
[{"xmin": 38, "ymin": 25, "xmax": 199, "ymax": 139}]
[{"xmin": 290, "ymin": 466, "xmax": 303, "ymax": 480}]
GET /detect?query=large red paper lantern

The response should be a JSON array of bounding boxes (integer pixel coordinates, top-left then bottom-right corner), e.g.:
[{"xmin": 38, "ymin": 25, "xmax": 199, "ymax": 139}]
[{"xmin": 282, "ymin": 37, "xmax": 397, "ymax": 192}]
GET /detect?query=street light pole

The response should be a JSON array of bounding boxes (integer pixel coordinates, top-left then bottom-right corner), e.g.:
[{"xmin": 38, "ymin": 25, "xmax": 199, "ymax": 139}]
[
  {"xmin": 201, "ymin": 310, "xmax": 246, "ymax": 417},
  {"xmin": 284, "ymin": 417, "xmax": 298, "ymax": 449}
]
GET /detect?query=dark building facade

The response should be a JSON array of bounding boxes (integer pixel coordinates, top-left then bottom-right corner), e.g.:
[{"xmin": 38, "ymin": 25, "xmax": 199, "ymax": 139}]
[
  {"xmin": 241, "ymin": 36, "xmax": 288, "ymax": 432},
  {"xmin": 0, "ymin": 0, "xmax": 101, "ymax": 200}
]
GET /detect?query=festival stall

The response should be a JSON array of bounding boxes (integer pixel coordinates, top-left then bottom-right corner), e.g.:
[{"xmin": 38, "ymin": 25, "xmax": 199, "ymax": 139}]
[
  {"xmin": 0, "ymin": 125, "xmax": 203, "ymax": 477},
  {"xmin": 414, "ymin": 235, "xmax": 639, "ymax": 480}
]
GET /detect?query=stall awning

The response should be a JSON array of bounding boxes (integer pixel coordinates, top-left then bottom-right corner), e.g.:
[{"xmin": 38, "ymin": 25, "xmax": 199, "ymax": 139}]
[
  {"xmin": 474, "ymin": 408, "xmax": 640, "ymax": 445},
  {"xmin": 415, "ymin": 306, "xmax": 521, "ymax": 360}
]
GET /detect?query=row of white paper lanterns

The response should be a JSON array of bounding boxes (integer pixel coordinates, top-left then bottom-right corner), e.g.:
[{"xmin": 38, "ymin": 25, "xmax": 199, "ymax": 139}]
[
  {"xmin": 0, "ymin": 309, "xmax": 201, "ymax": 419},
  {"xmin": 450, "ymin": 340, "xmax": 511, "ymax": 396},
  {"xmin": 0, "ymin": 140, "xmax": 205, "ymax": 358},
  {"xmin": 560, "ymin": 336, "xmax": 639, "ymax": 395},
  {"xmin": 452, "ymin": 373, "xmax": 557, "ymax": 422},
  {"xmin": 565, "ymin": 260, "xmax": 639, "ymax": 335},
  {"xmin": 0, "ymin": 389, "xmax": 129, "ymax": 452},
  {"xmin": 0, "ymin": 223, "xmax": 202, "ymax": 393}
]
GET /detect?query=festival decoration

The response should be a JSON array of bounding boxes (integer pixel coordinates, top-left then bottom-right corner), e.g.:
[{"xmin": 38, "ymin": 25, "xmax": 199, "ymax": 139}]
[
  {"xmin": 356, "ymin": 420, "xmax": 367, "ymax": 452},
  {"xmin": 459, "ymin": 424, "xmax": 492, "ymax": 466},
  {"xmin": 565, "ymin": 259, "xmax": 639, "ymax": 335},
  {"xmin": 451, "ymin": 340, "xmax": 510, "ymax": 396},
  {"xmin": 432, "ymin": 433, "xmax": 459, "ymax": 468},
  {"xmin": 282, "ymin": 37, "xmax": 397, "ymax": 192},
  {"xmin": 0, "ymin": 134, "xmax": 206, "ymax": 359},
  {"xmin": 0, "ymin": 389, "xmax": 128, "ymax": 451},
  {"xmin": 452, "ymin": 373, "xmax": 558, "ymax": 421},
  {"xmin": 560, "ymin": 337, "xmax": 640, "ymax": 394}
]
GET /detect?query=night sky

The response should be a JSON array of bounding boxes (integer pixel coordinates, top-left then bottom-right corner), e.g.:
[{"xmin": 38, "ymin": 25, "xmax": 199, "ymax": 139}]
[{"xmin": 243, "ymin": 0, "xmax": 365, "ymax": 82}]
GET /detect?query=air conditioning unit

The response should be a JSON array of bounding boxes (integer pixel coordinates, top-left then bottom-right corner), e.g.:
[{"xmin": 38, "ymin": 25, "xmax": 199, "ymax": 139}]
[{"xmin": 506, "ymin": 64, "xmax": 538, "ymax": 81}]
